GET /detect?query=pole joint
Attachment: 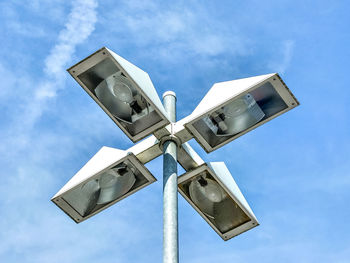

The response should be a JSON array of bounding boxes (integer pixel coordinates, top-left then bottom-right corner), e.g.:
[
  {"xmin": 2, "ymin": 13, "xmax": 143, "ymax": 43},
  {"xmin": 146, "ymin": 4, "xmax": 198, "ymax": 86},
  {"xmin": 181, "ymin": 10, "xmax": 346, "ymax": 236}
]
[
  {"xmin": 159, "ymin": 124, "xmax": 182, "ymax": 148},
  {"xmin": 159, "ymin": 134, "xmax": 181, "ymax": 148}
]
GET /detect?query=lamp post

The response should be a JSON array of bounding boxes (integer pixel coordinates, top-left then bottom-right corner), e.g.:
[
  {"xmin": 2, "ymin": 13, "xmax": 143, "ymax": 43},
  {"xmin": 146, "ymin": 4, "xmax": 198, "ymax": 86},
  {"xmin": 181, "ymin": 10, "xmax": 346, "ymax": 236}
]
[
  {"xmin": 52, "ymin": 47, "xmax": 299, "ymax": 263},
  {"xmin": 162, "ymin": 91, "xmax": 179, "ymax": 263}
]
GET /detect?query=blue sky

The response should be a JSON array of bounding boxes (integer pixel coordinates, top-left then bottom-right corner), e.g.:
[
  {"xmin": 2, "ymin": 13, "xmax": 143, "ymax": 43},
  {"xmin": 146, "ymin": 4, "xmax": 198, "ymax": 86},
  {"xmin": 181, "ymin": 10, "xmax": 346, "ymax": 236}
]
[{"xmin": 0, "ymin": 0, "xmax": 349, "ymax": 262}]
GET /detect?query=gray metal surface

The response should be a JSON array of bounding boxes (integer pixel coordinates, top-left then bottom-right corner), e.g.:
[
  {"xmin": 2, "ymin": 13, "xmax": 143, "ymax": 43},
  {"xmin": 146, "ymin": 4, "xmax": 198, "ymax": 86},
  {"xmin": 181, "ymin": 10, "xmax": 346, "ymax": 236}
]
[
  {"xmin": 185, "ymin": 73, "xmax": 300, "ymax": 152},
  {"xmin": 51, "ymin": 148, "xmax": 156, "ymax": 223},
  {"xmin": 162, "ymin": 92, "xmax": 179, "ymax": 263},
  {"xmin": 177, "ymin": 162, "xmax": 259, "ymax": 241},
  {"xmin": 67, "ymin": 47, "xmax": 170, "ymax": 142}
]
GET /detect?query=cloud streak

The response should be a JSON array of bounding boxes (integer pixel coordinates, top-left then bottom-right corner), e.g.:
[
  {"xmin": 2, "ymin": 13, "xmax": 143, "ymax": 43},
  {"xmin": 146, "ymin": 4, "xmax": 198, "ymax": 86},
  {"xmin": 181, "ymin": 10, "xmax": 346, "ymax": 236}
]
[
  {"xmin": 268, "ymin": 40, "xmax": 295, "ymax": 74},
  {"xmin": 39, "ymin": 0, "xmax": 98, "ymax": 99},
  {"xmin": 106, "ymin": 0, "xmax": 251, "ymax": 62},
  {"xmin": 1, "ymin": 0, "xmax": 98, "ymax": 157},
  {"xmin": 0, "ymin": 1, "xmax": 101, "ymax": 261}
]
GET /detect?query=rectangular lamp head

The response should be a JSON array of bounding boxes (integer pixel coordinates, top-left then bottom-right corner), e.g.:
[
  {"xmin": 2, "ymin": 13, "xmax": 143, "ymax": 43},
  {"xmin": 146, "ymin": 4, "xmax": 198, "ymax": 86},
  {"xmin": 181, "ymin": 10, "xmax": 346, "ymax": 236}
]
[
  {"xmin": 178, "ymin": 162, "xmax": 258, "ymax": 241},
  {"xmin": 185, "ymin": 73, "xmax": 299, "ymax": 152},
  {"xmin": 52, "ymin": 146, "xmax": 156, "ymax": 223},
  {"xmin": 67, "ymin": 47, "xmax": 170, "ymax": 142}
]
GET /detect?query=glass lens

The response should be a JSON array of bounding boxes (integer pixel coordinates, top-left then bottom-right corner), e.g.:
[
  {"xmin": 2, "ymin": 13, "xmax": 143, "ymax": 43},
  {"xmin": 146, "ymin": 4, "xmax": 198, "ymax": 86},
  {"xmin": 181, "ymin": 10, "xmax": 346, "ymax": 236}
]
[
  {"xmin": 95, "ymin": 75, "xmax": 133, "ymax": 123},
  {"xmin": 192, "ymin": 81, "xmax": 288, "ymax": 148},
  {"xmin": 203, "ymin": 93, "xmax": 264, "ymax": 137},
  {"xmin": 189, "ymin": 175, "xmax": 227, "ymax": 218},
  {"xmin": 97, "ymin": 165, "xmax": 136, "ymax": 204},
  {"xmin": 62, "ymin": 179, "xmax": 100, "ymax": 217},
  {"xmin": 77, "ymin": 58, "xmax": 164, "ymax": 137},
  {"xmin": 112, "ymin": 82, "xmax": 134, "ymax": 103},
  {"xmin": 180, "ymin": 172, "xmax": 250, "ymax": 233},
  {"xmin": 95, "ymin": 73, "xmax": 152, "ymax": 124},
  {"xmin": 62, "ymin": 161, "xmax": 148, "ymax": 217}
]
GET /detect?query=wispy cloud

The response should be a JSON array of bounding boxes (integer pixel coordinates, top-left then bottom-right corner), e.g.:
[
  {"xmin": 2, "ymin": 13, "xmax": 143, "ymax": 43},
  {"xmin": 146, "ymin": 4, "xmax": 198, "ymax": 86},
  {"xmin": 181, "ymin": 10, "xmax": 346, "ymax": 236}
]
[
  {"xmin": 0, "ymin": 0, "xmax": 98, "ymax": 157},
  {"xmin": 0, "ymin": 1, "xmax": 66, "ymax": 38},
  {"xmin": 268, "ymin": 40, "xmax": 295, "ymax": 74},
  {"xmin": 27, "ymin": 0, "xmax": 98, "ymax": 131},
  {"xmin": 105, "ymin": 0, "xmax": 251, "ymax": 63},
  {"xmin": 41, "ymin": 0, "xmax": 98, "ymax": 97},
  {"xmin": 0, "ymin": 0, "xmax": 102, "ymax": 260},
  {"xmin": 98, "ymin": 0, "xmax": 253, "ymax": 117},
  {"xmin": 0, "ymin": 63, "xmax": 16, "ymax": 99}
]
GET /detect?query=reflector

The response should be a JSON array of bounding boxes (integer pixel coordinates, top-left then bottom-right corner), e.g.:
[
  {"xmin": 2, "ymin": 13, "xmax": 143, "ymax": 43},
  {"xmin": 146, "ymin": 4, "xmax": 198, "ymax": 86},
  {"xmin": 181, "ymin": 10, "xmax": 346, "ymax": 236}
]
[
  {"xmin": 185, "ymin": 73, "xmax": 299, "ymax": 152},
  {"xmin": 97, "ymin": 163, "xmax": 136, "ymax": 204},
  {"xmin": 63, "ymin": 178, "xmax": 100, "ymax": 217},
  {"xmin": 189, "ymin": 174, "xmax": 227, "ymax": 218},
  {"xmin": 63, "ymin": 161, "xmax": 138, "ymax": 217},
  {"xmin": 95, "ymin": 72, "xmax": 151, "ymax": 124},
  {"xmin": 203, "ymin": 93, "xmax": 265, "ymax": 136},
  {"xmin": 178, "ymin": 162, "xmax": 258, "ymax": 240},
  {"xmin": 52, "ymin": 147, "xmax": 156, "ymax": 223},
  {"xmin": 214, "ymin": 197, "xmax": 251, "ymax": 233},
  {"xmin": 67, "ymin": 47, "xmax": 170, "ymax": 142}
]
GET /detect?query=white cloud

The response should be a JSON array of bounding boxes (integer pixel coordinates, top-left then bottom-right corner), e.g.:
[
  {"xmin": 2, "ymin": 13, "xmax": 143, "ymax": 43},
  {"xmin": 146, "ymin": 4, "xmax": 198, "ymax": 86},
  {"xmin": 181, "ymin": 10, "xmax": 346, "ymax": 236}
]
[
  {"xmin": 0, "ymin": 63, "xmax": 16, "ymax": 98},
  {"xmin": 105, "ymin": 1, "xmax": 250, "ymax": 62},
  {"xmin": 44, "ymin": 0, "xmax": 98, "ymax": 87},
  {"xmin": 0, "ymin": 0, "xmax": 99, "ymax": 247},
  {"xmin": 0, "ymin": 2, "xmax": 130, "ymax": 260},
  {"xmin": 0, "ymin": 0, "xmax": 98, "ymax": 158},
  {"xmin": 0, "ymin": 1, "xmax": 66, "ymax": 38},
  {"xmin": 268, "ymin": 40, "xmax": 295, "ymax": 74},
  {"xmin": 0, "ymin": 0, "xmax": 99, "ymax": 157}
]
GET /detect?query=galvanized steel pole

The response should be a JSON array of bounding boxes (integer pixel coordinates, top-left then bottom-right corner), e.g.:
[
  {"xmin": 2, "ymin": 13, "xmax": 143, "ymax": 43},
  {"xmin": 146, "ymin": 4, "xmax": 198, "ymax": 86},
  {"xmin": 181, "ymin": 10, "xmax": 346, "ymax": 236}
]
[{"xmin": 162, "ymin": 91, "xmax": 178, "ymax": 263}]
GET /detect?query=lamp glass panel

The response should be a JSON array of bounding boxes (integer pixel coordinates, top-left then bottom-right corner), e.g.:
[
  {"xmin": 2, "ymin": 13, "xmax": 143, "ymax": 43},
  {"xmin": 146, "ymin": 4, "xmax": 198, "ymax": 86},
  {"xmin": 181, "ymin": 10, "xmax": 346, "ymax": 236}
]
[
  {"xmin": 192, "ymin": 81, "xmax": 288, "ymax": 148},
  {"xmin": 77, "ymin": 58, "xmax": 163, "ymax": 136},
  {"xmin": 62, "ymin": 159, "xmax": 148, "ymax": 218},
  {"xmin": 179, "ymin": 171, "xmax": 250, "ymax": 234}
]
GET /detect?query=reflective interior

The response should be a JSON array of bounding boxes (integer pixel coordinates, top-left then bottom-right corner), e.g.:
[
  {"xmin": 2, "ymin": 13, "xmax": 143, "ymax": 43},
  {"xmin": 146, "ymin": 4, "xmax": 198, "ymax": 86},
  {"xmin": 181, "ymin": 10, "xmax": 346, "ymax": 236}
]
[
  {"xmin": 179, "ymin": 171, "xmax": 250, "ymax": 234},
  {"xmin": 78, "ymin": 58, "xmax": 163, "ymax": 136},
  {"xmin": 62, "ymin": 160, "xmax": 148, "ymax": 217},
  {"xmin": 192, "ymin": 81, "xmax": 288, "ymax": 148}
]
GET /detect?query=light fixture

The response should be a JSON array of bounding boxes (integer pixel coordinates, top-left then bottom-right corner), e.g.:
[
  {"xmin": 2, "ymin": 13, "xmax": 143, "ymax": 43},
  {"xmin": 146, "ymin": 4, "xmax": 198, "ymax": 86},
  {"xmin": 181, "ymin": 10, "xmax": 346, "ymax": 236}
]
[
  {"xmin": 54, "ymin": 46, "xmax": 300, "ymax": 259},
  {"xmin": 52, "ymin": 146, "xmax": 156, "ymax": 223},
  {"xmin": 178, "ymin": 162, "xmax": 258, "ymax": 241},
  {"xmin": 67, "ymin": 47, "xmax": 170, "ymax": 142},
  {"xmin": 184, "ymin": 73, "xmax": 299, "ymax": 152}
]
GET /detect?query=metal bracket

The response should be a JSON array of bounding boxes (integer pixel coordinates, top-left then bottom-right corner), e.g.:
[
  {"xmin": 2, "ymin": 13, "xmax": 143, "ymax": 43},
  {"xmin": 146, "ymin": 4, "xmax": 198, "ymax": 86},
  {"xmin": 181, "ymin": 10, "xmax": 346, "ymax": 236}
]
[
  {"xmin": 158, "ymin": 123, "xmax": 182, "ymax": 148},
  {"xmin": 158, "ymin": 134, "xmax": 182, "ymax": 149}
]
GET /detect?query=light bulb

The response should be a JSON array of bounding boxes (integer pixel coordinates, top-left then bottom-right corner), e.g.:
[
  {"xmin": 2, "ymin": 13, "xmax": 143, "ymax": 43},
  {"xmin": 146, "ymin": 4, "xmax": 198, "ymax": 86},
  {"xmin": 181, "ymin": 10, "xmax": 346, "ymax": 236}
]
[
  {"xmin": 95, "ymin": 75, "xmax": 134, "ymax": 123},
  {"xmin": 112, "ymin": 81, "xmax": 134, "ymax": 103},
  {"xmin": 223, "ymin": 97, "xmax": 247, "ymax": 117},
  {"xmin": 214, "ymin": 93, "xmax": 265, "ymax": 136}
]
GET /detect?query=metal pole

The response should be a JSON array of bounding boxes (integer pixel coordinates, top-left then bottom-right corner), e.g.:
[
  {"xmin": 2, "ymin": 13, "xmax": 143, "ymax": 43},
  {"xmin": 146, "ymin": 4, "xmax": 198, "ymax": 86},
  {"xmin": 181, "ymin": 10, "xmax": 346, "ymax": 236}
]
[{"xmin": 162, "ymin": 91, "xmax": 178, "ymax": 263}]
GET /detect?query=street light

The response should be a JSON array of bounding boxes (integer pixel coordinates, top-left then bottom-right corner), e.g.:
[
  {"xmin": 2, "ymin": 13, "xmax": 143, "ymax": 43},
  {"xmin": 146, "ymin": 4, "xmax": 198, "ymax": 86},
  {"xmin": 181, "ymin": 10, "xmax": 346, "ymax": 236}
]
[
  {"xmin": 52, "ymin": 146, "xmax": 156, "ymax": 223},
  {"xmin": 53, "ymin": 47, "xmax": 299, "ymax": 263},
  {"xmin": 184, "ymin": 73, "xmax": 299, "ymax": 152},
  {"xmin": 67, "ymin": 47, "xmax": 170, "ymax": 142},
  {"xmin": 178, "ymin": 162, "xmax": 258, "ymax": 241}
]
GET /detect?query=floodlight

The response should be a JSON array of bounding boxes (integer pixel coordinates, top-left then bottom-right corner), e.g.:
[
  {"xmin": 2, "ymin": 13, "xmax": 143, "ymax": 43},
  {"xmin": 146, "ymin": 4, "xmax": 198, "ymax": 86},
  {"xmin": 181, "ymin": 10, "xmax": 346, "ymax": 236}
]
[
  {"xmin": 184, "ymin": 73, "xmax": 299, "ymax": 152},
  {"xmin": 67, "ymin": 47, "xmax": 170, "ymax": 142},
  {"xmin": 178, "ymin": 162, "xmax": 258, "ymax": 241},
  {"xmin": 52, "ymin": 146, "xmax": 156, "ymax": 223}
]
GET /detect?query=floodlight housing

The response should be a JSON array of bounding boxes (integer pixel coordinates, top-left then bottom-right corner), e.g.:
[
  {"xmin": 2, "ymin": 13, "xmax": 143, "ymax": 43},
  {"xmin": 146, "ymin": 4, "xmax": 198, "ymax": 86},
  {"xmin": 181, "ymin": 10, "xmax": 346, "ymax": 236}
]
[
  {"xmin": 67, "ymin": 47, "xmax": 170, "ymax": 142},
  {"xmin": 178, "ymin": 162, "xmax": 258, "ymax": 241},
  {"xmin": 52, "ymin": 146, "xmax": 156, "ymax": 223},
  {"xmin": 185, "ymin": 73, "xmax": 299, "ymax": 152}
]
